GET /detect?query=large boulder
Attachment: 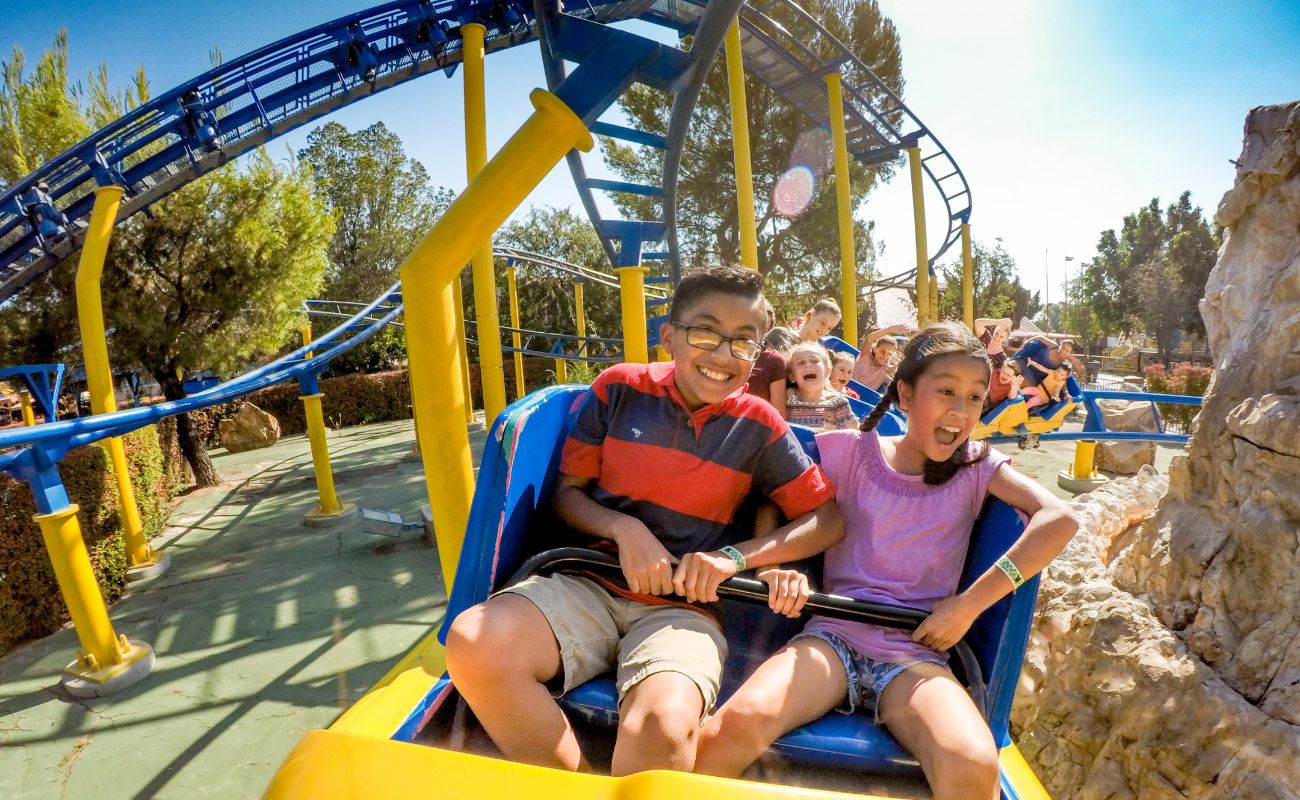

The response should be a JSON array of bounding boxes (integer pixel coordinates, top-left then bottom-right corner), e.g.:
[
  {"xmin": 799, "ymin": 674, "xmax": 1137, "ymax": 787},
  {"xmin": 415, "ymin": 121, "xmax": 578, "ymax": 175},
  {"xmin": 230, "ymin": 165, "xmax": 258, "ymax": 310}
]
[
  {"xmin": 218, "ymin": 402, "xmax": 281, "ymax": 453},
  {"xmin": 1094, "ymin": 398, "xmax": 1157, "ymax": 474},
  {"xmin": 1015, "ymin": 102, "xmax": 1300, "ymax": 798}
]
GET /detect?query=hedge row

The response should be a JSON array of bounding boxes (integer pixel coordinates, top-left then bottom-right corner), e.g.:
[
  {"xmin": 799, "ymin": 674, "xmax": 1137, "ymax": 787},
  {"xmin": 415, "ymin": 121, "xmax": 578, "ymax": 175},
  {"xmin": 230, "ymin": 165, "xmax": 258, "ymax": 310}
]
[
  {"xmin": 188, "ymin": 357, "xmax": 566, "ymax": 446},
  {"xmin": 1144, "ymin": 362, "xmax": 1214, "ymax": 433},
  {"xmin": 0, "ymin": 420, "xmax": 190, "ymax": 655}
]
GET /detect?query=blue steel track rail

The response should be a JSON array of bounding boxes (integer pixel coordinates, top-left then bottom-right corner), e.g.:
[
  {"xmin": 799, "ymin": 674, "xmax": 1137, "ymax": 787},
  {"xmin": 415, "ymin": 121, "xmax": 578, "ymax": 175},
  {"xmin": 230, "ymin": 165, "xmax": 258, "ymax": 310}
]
[
  {"xmin": 0, "ymin": 284, "xmax": 403, "ymax": 488},
  {"xmin": 1, "ymin": 0, "xmax": 970, "ymax": 301}
]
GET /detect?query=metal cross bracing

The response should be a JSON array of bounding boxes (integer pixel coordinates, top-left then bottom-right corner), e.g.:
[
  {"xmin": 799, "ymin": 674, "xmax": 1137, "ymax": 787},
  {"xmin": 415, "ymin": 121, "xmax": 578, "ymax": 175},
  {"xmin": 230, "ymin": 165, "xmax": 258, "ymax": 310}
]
[{"xmin": 553, "ymin": 0, "xmax": 970, "ymax": 285}]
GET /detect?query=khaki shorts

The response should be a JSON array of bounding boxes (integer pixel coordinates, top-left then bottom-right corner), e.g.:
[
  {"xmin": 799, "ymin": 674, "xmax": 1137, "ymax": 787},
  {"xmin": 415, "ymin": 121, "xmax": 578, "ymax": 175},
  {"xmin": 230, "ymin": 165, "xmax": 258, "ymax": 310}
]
[{"xmin": 501, "ymin": 572, "xmax": 728, "ymax": 713}]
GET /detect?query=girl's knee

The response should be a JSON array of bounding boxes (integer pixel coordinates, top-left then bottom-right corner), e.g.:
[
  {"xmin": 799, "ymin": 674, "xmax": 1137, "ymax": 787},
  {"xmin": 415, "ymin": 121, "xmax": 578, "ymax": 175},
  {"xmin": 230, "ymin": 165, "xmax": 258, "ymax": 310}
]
[{"xmin": 931, "ymin": 730, "xmax": 1000, "ymax": 791}]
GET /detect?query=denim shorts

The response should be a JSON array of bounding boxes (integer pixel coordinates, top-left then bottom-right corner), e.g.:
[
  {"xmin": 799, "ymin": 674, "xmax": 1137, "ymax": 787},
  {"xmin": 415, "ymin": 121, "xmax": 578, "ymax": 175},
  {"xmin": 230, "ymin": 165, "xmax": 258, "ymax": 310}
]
[{"xmin": 797, "ymin": 630, "xmax": 930, "ymax": 722}]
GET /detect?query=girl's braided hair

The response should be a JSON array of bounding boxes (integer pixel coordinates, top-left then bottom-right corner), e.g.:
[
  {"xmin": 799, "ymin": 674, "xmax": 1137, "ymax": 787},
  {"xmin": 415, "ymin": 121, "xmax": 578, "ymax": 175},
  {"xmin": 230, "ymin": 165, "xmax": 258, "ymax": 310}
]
[{"xmin": 859, "ymin": 321, "xmax": 993, "ymax": 486}]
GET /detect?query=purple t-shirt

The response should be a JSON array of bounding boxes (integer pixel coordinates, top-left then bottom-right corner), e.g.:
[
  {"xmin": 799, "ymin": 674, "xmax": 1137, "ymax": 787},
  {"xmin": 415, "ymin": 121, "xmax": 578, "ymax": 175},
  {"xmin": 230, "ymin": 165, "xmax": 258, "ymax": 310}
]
[{"xmin": 804, "ymin": 429, "xmax": 1011, "ymax": 665}]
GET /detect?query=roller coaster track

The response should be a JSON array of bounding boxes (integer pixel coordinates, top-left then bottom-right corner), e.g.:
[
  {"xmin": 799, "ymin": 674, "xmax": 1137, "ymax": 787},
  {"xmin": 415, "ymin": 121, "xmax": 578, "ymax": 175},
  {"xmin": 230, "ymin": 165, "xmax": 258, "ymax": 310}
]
[{"xmin": 0, "ymin": 0, "xmax": 967, "ymax": 302}]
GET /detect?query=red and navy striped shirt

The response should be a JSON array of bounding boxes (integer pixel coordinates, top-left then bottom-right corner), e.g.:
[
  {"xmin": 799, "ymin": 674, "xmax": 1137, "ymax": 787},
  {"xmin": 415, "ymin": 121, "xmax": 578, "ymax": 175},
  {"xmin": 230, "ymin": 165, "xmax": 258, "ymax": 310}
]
[{"xmin": 560, "ymin": 362, "xmax": 834, "ymax": 557}]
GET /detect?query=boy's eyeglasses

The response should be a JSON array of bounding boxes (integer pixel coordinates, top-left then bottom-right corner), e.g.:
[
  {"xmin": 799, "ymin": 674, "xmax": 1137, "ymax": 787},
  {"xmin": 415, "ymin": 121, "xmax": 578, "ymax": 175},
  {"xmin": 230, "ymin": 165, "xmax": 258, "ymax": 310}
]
[{"xmin": 671, "ymin": 322, "xmax": 763, "ymax": 362}]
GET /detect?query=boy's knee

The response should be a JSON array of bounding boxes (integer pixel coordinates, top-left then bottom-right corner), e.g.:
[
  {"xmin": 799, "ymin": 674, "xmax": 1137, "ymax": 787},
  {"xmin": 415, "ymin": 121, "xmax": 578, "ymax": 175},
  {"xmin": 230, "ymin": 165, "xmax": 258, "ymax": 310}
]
[
  {"xmin": 445, "ymin": 602, "xmax": 531, "ymax": 679},
  {"xmin": 621, "ymin": 687, "xmax": 702, "ymax": 747}
]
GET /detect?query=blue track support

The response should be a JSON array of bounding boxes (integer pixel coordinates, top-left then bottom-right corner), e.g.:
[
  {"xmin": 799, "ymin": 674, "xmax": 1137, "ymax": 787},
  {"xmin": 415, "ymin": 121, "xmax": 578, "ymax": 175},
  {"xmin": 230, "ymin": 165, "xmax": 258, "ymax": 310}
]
[{"xmin": 0, "ymin": 363, "xmax": 66, "ymax": 422}]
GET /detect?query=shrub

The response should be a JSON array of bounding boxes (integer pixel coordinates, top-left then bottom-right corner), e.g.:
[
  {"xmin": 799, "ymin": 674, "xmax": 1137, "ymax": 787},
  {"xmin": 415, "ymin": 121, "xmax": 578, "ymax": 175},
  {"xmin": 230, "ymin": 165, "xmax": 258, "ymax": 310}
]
[
  {"xmin": 0, "ymin": 423, "xmax": 188, "ymax": 655},
  {"xmin": 1144, "ymin": 362, "xmax": 1214, "ymax": 433}
]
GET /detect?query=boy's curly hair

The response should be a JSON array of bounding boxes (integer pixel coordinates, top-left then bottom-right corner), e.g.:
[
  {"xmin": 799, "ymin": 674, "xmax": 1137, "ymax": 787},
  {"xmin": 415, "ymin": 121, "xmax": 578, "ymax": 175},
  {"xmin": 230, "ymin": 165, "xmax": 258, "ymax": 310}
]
[
  {"xmin": 860, "ymin": 321, "xmax": 992, "ymax": 486},
  {"xmin": 671, "ymin": 264, "xmax": 766, "ymax": 330}
]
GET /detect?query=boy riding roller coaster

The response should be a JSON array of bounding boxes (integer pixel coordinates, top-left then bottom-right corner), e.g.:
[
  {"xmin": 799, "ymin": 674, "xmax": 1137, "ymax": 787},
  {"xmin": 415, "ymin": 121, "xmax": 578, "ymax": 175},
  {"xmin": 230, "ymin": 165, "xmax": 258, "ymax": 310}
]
[{"xmin": 445, "ymin": 264, "xmax": 845, "ymax": 775}]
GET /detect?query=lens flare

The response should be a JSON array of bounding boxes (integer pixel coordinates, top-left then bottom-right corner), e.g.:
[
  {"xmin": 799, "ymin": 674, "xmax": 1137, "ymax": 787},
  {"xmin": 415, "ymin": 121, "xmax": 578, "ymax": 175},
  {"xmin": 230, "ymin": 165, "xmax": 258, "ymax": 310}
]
[{"xmin": 772, "ymin": 165, "xmax": 816, "ymax": 218}]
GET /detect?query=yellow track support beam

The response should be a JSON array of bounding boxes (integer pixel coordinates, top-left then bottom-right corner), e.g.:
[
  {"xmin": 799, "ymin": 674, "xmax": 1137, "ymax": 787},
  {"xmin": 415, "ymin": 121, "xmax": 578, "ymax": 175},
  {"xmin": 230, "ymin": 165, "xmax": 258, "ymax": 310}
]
[
  {"xmin": 1057, "ymin": 438, "xmax": 1108, "ymax": 493},
  {"xmin": 825, "ymin": 71, "xmax": 857, "ymax": 344},
  {"xmin": 617, "ymin": 266, "xmax": 649, "ymax": 364},
  {"xmin": 507, "ymin": 267, "xmax": 525, "ymax": 398},
  {"xmin": 929, "ymin": 271, "xmax": 939, "ymax": 322},
  {"xmin": 401, "ymin": 89, "xmax": 593, "ymax": 588},
  {"xmin": 575, "ymin": 281, "xmax": 587, "ymax": 356},
  {"xmin": 962, "ymin": 222, "xmax": 974, "ymax": 332},
  {"xmin": 555, "ymin": 356, "xmax": 567, "ymax": 384},
  {"xmin": 74, "ymin": 185, "xmax": 158, "ymax": 574},
  {"xmin": 907, "ymin": 146, "xmax": 929, "ymax": 326},
  {"xmin": 725, "ymin": 19, "xmax": 758, "ymax": 270},
  {"xmin": 19, "ymin": 390, "xmax": 36, "ymax": 425},
  {"xmin": 35, "ymin": 505, "xmax": 155, "ymax": 696},
  {"xmin": 300, "ymin": 392, "xmax": 358, "ymax": 525},
  {"xmin": 1072, "ymin": 440, "xmax": 1098, "ymax": 479},
  {"xmin": 462, "ymin": 23, "xmax": 507, "ymax": 426},
  {"xmin": 451, "ymin": 279, "xmax": 475, "ymax": 424}
]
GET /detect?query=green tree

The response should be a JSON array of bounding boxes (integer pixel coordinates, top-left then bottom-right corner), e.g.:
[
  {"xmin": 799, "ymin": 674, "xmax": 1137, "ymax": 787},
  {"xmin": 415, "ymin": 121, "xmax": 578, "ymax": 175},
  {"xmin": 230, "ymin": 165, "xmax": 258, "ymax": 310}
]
[
  {"xmin": 601, "ymin": 0, "xmax": 900, "ymax": 328},
  {"xmin": 297, "ymin": 121, "xmax": 454, "ymax": 303},
  {"xmin": 1073, "ymin": 192, "xmax": 1220, "ymax": 360},
  {"xmin": 493, "ymin": 206, "xmax": 624, "ymax": 357},
  {"xmin": 103, "ymin": 153, "xmax": 334, "ymax": 485},
  {"xmin": 0, "ymin": 34, "xmax": 333, "ymax": 487},
  {"xmin": 935, "ymin": 240, "xmax": 1040, "ymax": 326}
]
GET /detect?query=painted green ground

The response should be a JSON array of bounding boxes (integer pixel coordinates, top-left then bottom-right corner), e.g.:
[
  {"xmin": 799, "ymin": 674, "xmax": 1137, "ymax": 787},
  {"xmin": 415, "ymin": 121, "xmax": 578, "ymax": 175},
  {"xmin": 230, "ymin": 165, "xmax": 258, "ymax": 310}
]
[{"xmin": 0, "ymin": 415, "xmax": 1181, "ymax": 799}]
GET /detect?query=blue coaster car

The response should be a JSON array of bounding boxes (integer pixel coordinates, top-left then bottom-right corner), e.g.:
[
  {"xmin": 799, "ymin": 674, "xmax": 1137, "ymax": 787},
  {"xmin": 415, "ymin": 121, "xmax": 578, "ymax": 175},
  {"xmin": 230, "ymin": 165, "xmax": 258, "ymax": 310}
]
[{"xmin": 267, "ymin": 385, "xmax": 1053, "ymax": 799}]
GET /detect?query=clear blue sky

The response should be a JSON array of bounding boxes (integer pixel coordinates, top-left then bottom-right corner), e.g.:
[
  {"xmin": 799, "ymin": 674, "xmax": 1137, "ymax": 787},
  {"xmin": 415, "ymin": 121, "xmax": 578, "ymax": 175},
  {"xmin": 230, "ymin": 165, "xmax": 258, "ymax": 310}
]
[{"xmin": 4, "ymin": 1, "xmax": 1298, "ymax": 305}]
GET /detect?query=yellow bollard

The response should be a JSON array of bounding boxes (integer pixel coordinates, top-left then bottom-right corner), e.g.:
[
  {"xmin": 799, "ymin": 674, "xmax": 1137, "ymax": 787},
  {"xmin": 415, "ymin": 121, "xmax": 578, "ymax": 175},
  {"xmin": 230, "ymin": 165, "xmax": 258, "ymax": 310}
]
[
  {"xmin": 825, "ymin": 71, "xmax": 858, "ymax": 346},
  {"xmin": 450, "ymin": 279, "xmax": 476, "ymax": 425},
  {"xmin": 1072, "ymin": 440, "xmax": 1098, "ymax": 479},
  {"xmin": 507, "ymin": 267, "xmax": 525, "ymax": 398},
  {"xmin": 74, "ymin": 185, "xmax": 160, "ymax": 577},
  {"xmin": 401, "ymin": 88, "xmax": 594, "ymax": 588},
  {"xmin": 1057, "ymin": 439, "xmax": 1108, "ymax": 493},
  {"xmin": 300, "ymin": 392, "xmax": 357, "ymax": 526},
  {"xmin": 19, "ymin": 390, "xmax": 36, "ymax": 426},
  {"xmin": 907, "ymin": 147, "xmax": 929, "ymax": 326},
  {"xmin": 617, "ymin": 266, "xmax": 650, "ymax": 364},
  {"xmin": 962, "ymin": 222, "xmax": 974, "ymax": 332},
  {"xmin": 725, "ymin": 19, "xmax": 759, "ymax": 270},
  {"xmin": 35, "ymin": 504, "xmax": 155, "ymax": 696},
  {"xmin": 462, "ymin": 23, "xmax": 508, "ymax": 426}
]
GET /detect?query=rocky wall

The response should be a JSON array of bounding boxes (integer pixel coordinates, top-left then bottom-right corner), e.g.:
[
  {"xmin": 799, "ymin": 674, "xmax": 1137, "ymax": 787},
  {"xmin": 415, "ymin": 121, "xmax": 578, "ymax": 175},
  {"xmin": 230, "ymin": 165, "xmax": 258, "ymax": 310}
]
[{"xmin": 1013, "ymin": 102, "xmax": 1300, "ymax": 798}]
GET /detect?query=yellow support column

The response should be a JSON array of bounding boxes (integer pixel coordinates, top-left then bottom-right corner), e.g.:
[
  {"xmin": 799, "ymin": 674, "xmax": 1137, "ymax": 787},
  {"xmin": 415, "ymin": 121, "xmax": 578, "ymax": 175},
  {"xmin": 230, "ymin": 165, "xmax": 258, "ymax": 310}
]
[
  {"xmin": 617, "ymin": 266, "xmax": 649, "ymax": 364},
  {"xmin": 401, "ymin": 88, "xmax": 593, "ymax": 588},
  {"xmin": 929, "ymin": 272, "xmax": 939, "ymax": 322},
  {"xmin": 907, "ymin": 146, "xmax": 930, "ymax": 326},
  {"xmin": 35, "ymin": 505, "xmax": 155, "ymax": 697},
  {"xmin": 300, "ymin": 391, "xmax": 358, "ymax": 526},
  {"xmin": 451, "ymin": 279, "xmax": 475, "ymax": 424},
  {"xmin": 555, "ymin": 356, "xmax": 567, "ymax": 384},
  {"xmin": 462, "ymin": 23, "xmax": 507, "ymax": 426},
  {"xmin": 962, "ymin": 222, "xmax": 974, "ymax": 332},
  {"xmin": 19, "ymin": 390, "xmax": 36, "ymax": 425},
  {"xmin": 825, "ymin": 71, "xmax": 858, "ymax": 345},
  {"xmin": 575, "ymin": 281, "xmax": 587, "ymax": 357},
  {"xmin": 725, "ymin": 19, "xmax": 759, "ymax": 270},
  {"xmin": 74, "ymin": 185, "xmax": 166, "ymax": 580},
  {"xmin": 506, "ymin": 267, "xmax": 525, "ymax": 398}
]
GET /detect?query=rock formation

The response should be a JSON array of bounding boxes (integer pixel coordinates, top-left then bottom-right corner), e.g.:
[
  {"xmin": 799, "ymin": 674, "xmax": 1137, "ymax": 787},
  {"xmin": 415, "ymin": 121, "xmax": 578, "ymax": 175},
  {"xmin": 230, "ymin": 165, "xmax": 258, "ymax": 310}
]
[
  {"xmin": 218, "ymin": 402, "xmax": 282, "ymax": 453},
  {"xmin": 1093, "ymin": 398, "xmax": 1157, "ymax": 475},
  {"xmin": 1014, "ymin": 102, "xmax": 1300, "ymax": 798}
]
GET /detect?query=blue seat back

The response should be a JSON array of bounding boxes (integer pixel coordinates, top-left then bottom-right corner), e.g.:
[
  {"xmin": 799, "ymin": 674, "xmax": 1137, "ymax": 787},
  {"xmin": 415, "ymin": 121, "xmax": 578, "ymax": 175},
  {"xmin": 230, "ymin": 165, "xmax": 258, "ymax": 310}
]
[{"xmin": 441, "ymin": 384, "xmax": 1038, "ymax": 747}]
